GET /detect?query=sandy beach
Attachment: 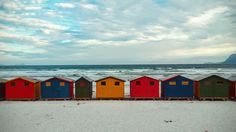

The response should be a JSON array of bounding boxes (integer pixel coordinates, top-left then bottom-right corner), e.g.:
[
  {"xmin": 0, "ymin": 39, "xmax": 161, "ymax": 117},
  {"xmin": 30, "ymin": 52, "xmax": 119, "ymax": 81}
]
[{"xmin": 0, "ymin": 101, "xmax": 236, "ymax": 132}]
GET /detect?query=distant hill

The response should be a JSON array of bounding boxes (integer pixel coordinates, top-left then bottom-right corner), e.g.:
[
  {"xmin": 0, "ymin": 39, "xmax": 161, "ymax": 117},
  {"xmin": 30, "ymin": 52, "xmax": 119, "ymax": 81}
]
[{"xmin": 223, "ymin": 54, "xmax": 236, "ymax": 64}]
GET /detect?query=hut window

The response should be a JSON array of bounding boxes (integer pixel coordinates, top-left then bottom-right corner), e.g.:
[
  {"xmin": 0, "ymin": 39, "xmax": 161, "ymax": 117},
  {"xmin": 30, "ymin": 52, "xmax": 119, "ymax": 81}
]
[
  {"xmin": 169, "ymin": 81, "xmax": 176, "ymax": 85},
  {"xmin": 115, "ymin": 82, "xmax": 120, "ymax": 86},
  {"xmin": 60, "ymin": 82, "xmax": 65, "ymax": 86},
  {"xmin": 150, "ymin": 81, "xmax": 155, "ymax": 86},
  {"xmin": 182, "ymin": 81, "xmax": 189, "ymax": 85},
  {"xmin": 24, "ymin": 82, "xmax": 29, "ymax": 86},
  {"xmin": 136, "ymin": 81, "xmax": 140, "ymax": 85},
  {"xmin": 11, "ymin": 82, "xmax": 16, "ymax": 87},
  {"xmin": 80, "ymin": 82, "xmax": 86, "ymax": 87},
  {"xmin": 46, "ymin": 82, "xmax": 51, "ymax": 87},
  {"xmin": 101, "ymin": 81, "xmax": 106, "ymax": 86}
]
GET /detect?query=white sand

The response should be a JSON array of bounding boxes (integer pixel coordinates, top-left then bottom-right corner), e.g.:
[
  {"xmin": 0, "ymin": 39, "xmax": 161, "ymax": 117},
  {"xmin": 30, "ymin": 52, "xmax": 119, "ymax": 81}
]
[{"xmin": 0, "ymin": 101, "xmax": 236, "ymax": 132}]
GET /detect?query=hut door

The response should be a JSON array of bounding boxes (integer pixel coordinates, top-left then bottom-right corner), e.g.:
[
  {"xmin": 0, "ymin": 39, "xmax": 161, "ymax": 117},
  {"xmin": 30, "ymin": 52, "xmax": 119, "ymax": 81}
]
[
  {"xmin": 78, "ymin": 81, "xmax": 89, "ymax": 97},
  {"xmin": 215, "ymin": 80, "xmax": 228, "ymax": 97}
]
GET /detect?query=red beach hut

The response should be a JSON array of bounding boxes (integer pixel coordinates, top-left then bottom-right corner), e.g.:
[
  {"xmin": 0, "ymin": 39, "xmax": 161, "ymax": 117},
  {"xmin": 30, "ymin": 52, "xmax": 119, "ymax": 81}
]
[
  {"xmin": 130, "ymin": 76, "xmax": 160, "ymax": 98},
  {"xmin": 5, "ymin": 77, "xmax": 41, "ymax": 100},
  {"xmin": 229, "ymin": 76, "xmax": 236, "ymax": 99}
]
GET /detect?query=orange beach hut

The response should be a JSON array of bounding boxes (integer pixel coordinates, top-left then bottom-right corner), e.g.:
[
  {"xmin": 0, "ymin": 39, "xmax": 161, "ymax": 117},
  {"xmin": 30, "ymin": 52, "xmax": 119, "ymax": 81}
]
[{"xmin": 95, "ymin": 76, "xmax": 125, "ymax": 99}]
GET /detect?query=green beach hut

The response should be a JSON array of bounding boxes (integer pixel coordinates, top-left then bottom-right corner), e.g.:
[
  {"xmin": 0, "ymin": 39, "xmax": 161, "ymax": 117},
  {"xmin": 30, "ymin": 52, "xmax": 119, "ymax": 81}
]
[
  {"xmin": 75, "ymin": 76, "xmax": 93, "ymax": 99},
  {"xmin": 195, "ymin": 75, "xmax": 232, "ymax": 99}
]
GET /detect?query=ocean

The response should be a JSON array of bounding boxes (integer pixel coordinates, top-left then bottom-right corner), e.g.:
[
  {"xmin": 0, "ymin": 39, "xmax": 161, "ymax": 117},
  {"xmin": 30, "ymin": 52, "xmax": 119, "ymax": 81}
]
[{"xmin": 1, "ymin": 64, "xmax": 236, "ymax": 80}]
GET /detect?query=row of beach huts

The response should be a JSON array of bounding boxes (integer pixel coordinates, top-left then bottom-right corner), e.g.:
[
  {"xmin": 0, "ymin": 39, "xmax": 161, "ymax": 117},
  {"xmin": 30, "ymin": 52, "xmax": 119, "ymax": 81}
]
[{"xmin": 0, "ymin": 75, "xmax": 236, "ymax": 101}]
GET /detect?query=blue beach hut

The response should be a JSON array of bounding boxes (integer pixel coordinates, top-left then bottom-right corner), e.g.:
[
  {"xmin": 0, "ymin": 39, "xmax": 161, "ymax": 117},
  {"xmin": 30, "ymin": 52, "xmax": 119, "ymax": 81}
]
[
  {"xmin": 161, "ymin": 75, "xmax": 194, "ymax": 99},
  {"xmin": 41, "ymin": 77, "xmax": 74, "ymax": 99}
]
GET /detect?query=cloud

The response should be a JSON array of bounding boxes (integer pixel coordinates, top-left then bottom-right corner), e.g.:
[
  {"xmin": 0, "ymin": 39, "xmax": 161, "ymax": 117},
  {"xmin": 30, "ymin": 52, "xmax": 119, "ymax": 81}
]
[
  {"xmin": 170, "ymin": 43, "xmax": 236, "ymax": 57},
  {"xmin": 186, "ymin": 6, "xmax": 230, "ymax": 27},
  {"xmin": 0, "ymin": 0, "xmax": 42, "ymax": 10},
  {"xmin": 0, "ymin": 43, "xmax": 47, "ymax": 54},
  {"xmin": 80, "ymin": 3, "xmax": 98, "ymax": 10},
  {"xmin": 0, "ymin": 0, "xmax": 235, "ymax": 64},
  {"xmin": 55, "ymin": 3, "xmax": 76, "ymax": 8},
  {"xmin": 0, "ymin": 13, "xmax": 67, "ymax": 31},
  {"xmin": 0, "ymin": 31, "xmax": 49, "ymax": 46}
]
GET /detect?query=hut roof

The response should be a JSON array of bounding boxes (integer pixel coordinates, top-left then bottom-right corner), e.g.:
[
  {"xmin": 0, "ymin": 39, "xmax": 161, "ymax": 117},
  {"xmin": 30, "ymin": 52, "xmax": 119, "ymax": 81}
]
[
  {"xmin": 162, "ymin": 74, "xmax": 193, "ymax": 82},
  {"xmin": 76, "ymin": 76, "xmax": 93, "ymax": 82},
  {"xmin": 130, "ymin": 76, "xmax": 159, "ymax": 82},
  {"xmin": 95, "ymin": 76, "xmax": 125, "ymax": 82},
  {"xmin": 6, "ymin": 77, "xmax": 40, "ymax": 83},
  {"xmin": 194, "ymin": 74, "xmax": 231, "ymax": 82},
  {"xmin": 43, "ymin": 77, "xmax": 74, "ymax": 82}
]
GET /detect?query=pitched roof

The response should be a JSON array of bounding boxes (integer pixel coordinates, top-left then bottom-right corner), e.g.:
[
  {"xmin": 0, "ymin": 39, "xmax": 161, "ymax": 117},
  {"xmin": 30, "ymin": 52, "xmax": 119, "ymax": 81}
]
[
  {"xmin": 162, "ymin": 74, "xmax": 193, "ymax": 82},
  {"xmin": 6, "ymin": 77, "xmax": 40, "ymax": 83},
  {"xmin": 76, "ymin": 76, "xmax": 93, "ymax": 82},
  {"xmin": 95, "ymin": 76, "xmax": 125, "ymax": 82},
  {"xmin": 130, "ymin": 76, "xmax": 159, "ymax": 82},
  {"xmin": 194, "ymin": 74, "xmax": 231, "ymax": 82},
  {"xmin": 43, "ymin": 77, "xmax": 74, "ymax": 82},
  {"xmin": 0, "ymin": 78, "xmax": 7, "ymax": 83}
]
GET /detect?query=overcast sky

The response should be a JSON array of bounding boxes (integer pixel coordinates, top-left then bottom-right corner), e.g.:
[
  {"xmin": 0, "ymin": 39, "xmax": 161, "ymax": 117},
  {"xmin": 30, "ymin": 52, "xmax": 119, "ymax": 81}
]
[{"xmin": 0, "ymin": 0, "xmax": 236, "ymax": 65}]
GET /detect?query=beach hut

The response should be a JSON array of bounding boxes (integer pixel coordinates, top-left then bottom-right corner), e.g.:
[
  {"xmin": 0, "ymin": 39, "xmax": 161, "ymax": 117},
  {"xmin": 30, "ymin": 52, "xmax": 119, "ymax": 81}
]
[
  {"xmin": 130, "ymin": 76, "xmax": 160, "ymax": 98},
  {"xmin": 41, "ymin": 77, "xmax": 74, "ymax": 99},
  {"xmin": 96, "ymin": 76, "xmax": 125, "ymax": 99},
  {"xmin": 195, "ymin": 75, "xmax": 232, "ymax": 100},
  {"xmin": 161, "ymin": 75, "xmax": 194, "ymax": 99},
  {"xmin": 5, "ymin": 77, "xmax": 41, "ymax": 100},
  {"xmin": 0, "ymin": 78, "xmax": 7, "ymax": 100},
  {"xmin": 75, "ymin": 76, "xmax": 93, "ymax": 99},
  {"xmin": 229, "ymin": 76, "xmax": 236, "ymax": 99}
]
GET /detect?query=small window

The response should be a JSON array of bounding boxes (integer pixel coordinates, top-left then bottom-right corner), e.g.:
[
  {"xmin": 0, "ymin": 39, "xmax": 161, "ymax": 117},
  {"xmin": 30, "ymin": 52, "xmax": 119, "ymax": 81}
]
[
  {"xmin": 115, "ymin": 82, "xmax": 120, "ymax": 86},
  {"xmin": 11, "ymin": 82, "xmax": 16, "ymax": 87},
  {"xmin": 101, "ymin": 81, "xmax": 106, "ymax": 86},
  {"xmin": 60, "ymin": 82, "xmax": 65, "ymax": 86},
  {"xmin": 136, "ymin": 81, "xmax": 140, "ymax": 85},
  {"xmin": 169, "ymin": 81, "xmax": 176, "ymax": 85},
  {"xmin": 182, "ymin": 81, "xmax": 189, "ymax": 85},
  {"xmin": 46, "ymin": 82, "xmax": 51, "ymax": 87},
  {"xmin": 80, "ymin": 82, "xmax": 86, "ymax": 87},
  {"xmin": 150, "ymin": 81, "xmax": 155, "ymax": 86},
  {"xmin": 24, "ymin": 82, "xmax": 29, "ymax": 86}
]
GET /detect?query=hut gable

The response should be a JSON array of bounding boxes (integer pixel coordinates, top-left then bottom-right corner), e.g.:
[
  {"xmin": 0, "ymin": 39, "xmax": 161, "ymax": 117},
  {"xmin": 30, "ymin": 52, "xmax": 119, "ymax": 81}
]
[
  {"xmin": 76, "ymin": 76, "xmax": 93, "ymax": 83},
  {"xmin": 162, "ymin": 75, "xmax": 193, "ymax": 82},
  {"xmin": 95, "ymin": 76, "xmax": 125, "ymax": 82},
  {"xmin": 7, "ymin": 77, "xmax": 39, "ymax": 83},
  {"xmin": 195, "ymin": 75, "xmax": 231, "ymax": 82},
  {"xmin": 44, "ymin": 77, "xmax": 73, "ymax": 83},
  {"xmin": 130, "ymin": 76, "xmax": 158, "ymax": 82}
]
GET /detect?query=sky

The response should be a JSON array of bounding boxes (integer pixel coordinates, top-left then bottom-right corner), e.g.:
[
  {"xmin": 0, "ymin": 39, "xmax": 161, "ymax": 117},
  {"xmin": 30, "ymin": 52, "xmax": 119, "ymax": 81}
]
[{"xmin": 0, "ymin": 0, "xmax": 236, "ymax": 65}]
